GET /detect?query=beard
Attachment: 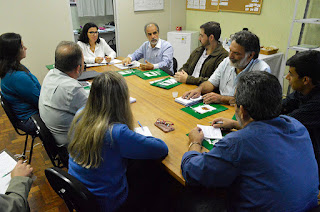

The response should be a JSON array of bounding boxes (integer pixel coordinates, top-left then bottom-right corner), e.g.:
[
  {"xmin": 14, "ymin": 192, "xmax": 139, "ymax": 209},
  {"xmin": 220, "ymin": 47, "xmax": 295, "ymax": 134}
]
[
  {"xmin": 150, "ymin": 38, "xmax": 158, "ymax": 46},
  {"xmin": 201, "ymin": 40, "xmax": 210, "ymax": 48},
  {"xmin": 230, "ymin": 53, "xmax": 250, "ymax": 69}
]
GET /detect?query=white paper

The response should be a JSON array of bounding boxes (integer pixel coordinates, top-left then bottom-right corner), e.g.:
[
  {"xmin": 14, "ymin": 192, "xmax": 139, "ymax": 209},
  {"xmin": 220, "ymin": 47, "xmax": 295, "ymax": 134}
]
[
  {"xmin": 114, "ymin": 61, "xmax": 140, "ymax": 70},
  {"xmin": 197, "ymin": 124, "xmax": 223, "ymax": 139},
  {"xmin": 85, "ymin": 59, "xmax": 123, "ymax": 67},
  {"xmin": 144, "ymin": 70, "xmax": 161, "ymax": 77},
  {"xmin": 0, "ymin": 151, "xmax": 17, "ymax": 194},
  {"xmin": 159, "ymin": 78, "xmax": 177, "ymax": 86},
  {"xmin": 134, "ymin": 126, "xmax": 152, "ymax": 136},
  {"xmin": 175, "ymin": 96, "xmax": 203, "ymax": 106},
  {"xmin": 118, "ymin": 70, "xmax": 135, "ymax": 75},
  {"xmin": 192, "ymin": 104, "xmax": 216, "ymax": 114},
  {"xmin": 205, "ymin": 138, "xmax": 220, "ymax": 145}
]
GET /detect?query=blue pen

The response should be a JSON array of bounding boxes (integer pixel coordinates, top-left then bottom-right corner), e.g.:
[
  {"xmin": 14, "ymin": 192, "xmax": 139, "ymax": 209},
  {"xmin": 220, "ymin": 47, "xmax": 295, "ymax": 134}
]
[{"xmin": 138, "ymin": 121, "xmax": 144, "ymax": 131}]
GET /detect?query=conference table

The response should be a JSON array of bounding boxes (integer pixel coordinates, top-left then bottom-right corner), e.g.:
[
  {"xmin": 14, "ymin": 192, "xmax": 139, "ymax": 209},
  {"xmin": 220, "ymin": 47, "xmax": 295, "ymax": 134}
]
[{"xmin": 87, "ymin": 61, "xmax": 235, "ymax": 186}]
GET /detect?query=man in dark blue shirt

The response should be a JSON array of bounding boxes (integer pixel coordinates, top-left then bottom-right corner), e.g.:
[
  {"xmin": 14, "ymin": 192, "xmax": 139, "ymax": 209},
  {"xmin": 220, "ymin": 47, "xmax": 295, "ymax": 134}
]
[
  {"xmin": 181, "ymin": 71, "xmax": 319, "ymax": 211},
  {"xmin": 282, "ymin": 50, "xmax": 320, "ymax": 179}
]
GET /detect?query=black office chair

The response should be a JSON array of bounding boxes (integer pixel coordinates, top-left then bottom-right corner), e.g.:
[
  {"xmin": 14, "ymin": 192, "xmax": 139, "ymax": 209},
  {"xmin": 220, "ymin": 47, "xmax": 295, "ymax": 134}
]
[
  {"xmin": 0, "ymin": 93, "xmax": 38, "ymax": 163},
  {"xmin": 31, "ymin": 114, "xmax": 69, "ymax": 168},
  {"xmin": 173, "ymin": 57, "xmax": 178, "ymax": 74},
  {"xmin": 45, "ymin": 167, "xmax": 99, "ymax": 212},
  {"xmin": 107, "ymin": 36, "xmax": 116, "ymax": 52}
]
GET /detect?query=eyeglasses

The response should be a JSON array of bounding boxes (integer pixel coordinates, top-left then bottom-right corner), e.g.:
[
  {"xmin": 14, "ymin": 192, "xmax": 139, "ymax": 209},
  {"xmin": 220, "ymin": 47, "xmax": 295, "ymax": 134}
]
[
  {"xmin": 156, "ymin": 118, "xmax": 174, "ymax": 127},
  {"xmin": 88, "ymin": 31, "xmax": 98, "ymax": 34}
]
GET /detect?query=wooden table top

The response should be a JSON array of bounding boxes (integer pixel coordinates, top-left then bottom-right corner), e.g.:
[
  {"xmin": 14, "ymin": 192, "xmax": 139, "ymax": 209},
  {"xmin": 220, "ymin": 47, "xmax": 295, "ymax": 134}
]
[{"xmin": 88, "ymin": 62, "xmax": 235, "ymax": 185}]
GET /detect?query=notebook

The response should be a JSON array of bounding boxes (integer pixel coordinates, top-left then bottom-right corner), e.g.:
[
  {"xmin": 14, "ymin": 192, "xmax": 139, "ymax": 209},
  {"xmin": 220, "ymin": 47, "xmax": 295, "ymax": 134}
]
[{"xmin": 77, "ymin": 70, "xmax": 102, "ymax": 81}]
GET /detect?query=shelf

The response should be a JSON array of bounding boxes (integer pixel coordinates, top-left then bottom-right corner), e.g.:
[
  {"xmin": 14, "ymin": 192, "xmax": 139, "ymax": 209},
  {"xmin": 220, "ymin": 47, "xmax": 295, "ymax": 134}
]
[
  {"xmin": 288, "ymin": 46, "xmax": 320, "ymax": 52},
  {"xmin": 294, "ymin": 18, "xmax": 320, "ymax": 24}
]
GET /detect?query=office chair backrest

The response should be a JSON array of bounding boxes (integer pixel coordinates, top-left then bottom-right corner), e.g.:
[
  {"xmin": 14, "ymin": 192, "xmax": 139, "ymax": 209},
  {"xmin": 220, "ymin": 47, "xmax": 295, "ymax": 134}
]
[
  {"xmin": 31, "ymin": 114, "xmax": 69, "ymax": 168},
  {"xmin": 0, "ymin": 93, "xmax": 24, "ymax": 135},
  {"xmin": 45, "ymin": 167, "xmax": 99, "ymax": 212},
  {"xmin": 173, "ymin": 57, "xmax": 178, "ymax": 74}
]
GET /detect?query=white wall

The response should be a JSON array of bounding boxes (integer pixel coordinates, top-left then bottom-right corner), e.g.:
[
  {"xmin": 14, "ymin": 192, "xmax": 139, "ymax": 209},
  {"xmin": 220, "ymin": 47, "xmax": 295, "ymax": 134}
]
[
  {"xmin": 114, "ymin": 0, "xmax": 186, "ymax": 57},
  {"xmin": 0, "ymin": 0, "xmax": 74, "ymax": 84}
]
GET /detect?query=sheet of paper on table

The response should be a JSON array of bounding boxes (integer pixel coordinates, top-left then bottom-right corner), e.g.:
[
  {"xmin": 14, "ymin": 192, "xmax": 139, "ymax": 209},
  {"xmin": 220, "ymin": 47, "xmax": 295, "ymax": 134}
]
[
  {"xmin": 134, "ymin": 126, "xmax": 152, "ymax": 137},
  {"xmin": 197, "ymin": 124, "xmax": 223, "ymax": 139},
  {"xmin": 86, "ymin": 59, "xmax": 123, "ymax": 67},
  {"xmin": 192, "ymin": 104, "xmax": 216, "ymax": 114},
  {"xmin": 114, "ymin": 61, "xmax": 140, "ymax": 70},
  {"xmin": 175, "ymin": 96, "xmax": 203, "ymax": 107}
]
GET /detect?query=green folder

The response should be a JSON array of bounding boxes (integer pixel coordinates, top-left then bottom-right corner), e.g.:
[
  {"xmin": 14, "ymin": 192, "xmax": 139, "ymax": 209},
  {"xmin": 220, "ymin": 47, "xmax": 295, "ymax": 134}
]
[
  {"xmin": 46, "ymin": 64, "xmax": 54, "ymax": 70},
  {"xmin": 117, "ymin": 69, "xmax": 141, "ymax": 77},
  {"xmin": 134, "ymin": 69, "xmax": 169, "ymax": 80},
  {"xmin": 181, "ymin": 102, "xmax": 228, "ymax": 119},
  {"xmin": 150, "ymin": 77, "xmax": 181, "ymax": 89}
]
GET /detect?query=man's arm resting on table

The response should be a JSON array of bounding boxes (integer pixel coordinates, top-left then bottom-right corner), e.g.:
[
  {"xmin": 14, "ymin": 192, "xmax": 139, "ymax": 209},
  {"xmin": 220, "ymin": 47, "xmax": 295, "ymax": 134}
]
[{"xmin": 203, "ymin": 93, "xmax": 235, "ymax": 105}]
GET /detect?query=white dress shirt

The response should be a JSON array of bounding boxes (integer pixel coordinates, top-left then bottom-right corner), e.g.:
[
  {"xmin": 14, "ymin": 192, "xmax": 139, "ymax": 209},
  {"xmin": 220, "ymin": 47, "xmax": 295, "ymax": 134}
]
[
  {"xmin": 77, "ymin": 38, "xmax": 116, "ymax": 64},
  {"xmin": 208, "ymin": 58, "xmax": 271, "ymax": 96}
]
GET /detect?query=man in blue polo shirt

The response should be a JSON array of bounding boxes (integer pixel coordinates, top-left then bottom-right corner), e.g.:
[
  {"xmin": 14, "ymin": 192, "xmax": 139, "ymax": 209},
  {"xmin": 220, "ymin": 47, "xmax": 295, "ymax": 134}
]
[{"xmin": 182, "ymin": 71, "xmax": 319, "ymax": 211}]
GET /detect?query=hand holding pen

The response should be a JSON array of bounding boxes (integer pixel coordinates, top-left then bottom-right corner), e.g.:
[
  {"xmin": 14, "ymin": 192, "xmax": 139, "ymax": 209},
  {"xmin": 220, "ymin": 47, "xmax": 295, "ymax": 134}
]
[{"xmin": 2, "ymin": 160, "xmax": 34, "ymax": 179}]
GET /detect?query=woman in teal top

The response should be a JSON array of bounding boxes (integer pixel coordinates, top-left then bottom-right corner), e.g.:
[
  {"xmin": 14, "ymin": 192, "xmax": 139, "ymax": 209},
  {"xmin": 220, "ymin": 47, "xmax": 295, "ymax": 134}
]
[{"xmin": 0, "ymin": 33, "xmax": 41, "ymax": 134}]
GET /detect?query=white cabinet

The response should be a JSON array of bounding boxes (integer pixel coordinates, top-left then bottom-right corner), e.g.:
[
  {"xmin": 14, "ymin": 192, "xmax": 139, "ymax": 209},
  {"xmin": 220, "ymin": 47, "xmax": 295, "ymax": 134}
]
[{"xmin": 167, "ymin": 31, "xmax": 199, "ymax": 70}]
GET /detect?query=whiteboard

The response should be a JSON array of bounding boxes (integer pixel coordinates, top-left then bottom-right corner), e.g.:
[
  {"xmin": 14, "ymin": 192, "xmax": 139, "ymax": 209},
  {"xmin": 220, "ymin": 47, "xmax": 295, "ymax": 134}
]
[{"xmin": 134, "ymin": 0, "xmax": 164, "ymax": 11}]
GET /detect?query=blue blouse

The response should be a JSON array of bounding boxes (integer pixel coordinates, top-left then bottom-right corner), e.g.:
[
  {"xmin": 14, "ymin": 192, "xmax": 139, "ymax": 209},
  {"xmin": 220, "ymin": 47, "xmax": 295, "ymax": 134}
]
[
  {"xmin": 1, "ymin": 68, "xmax": 41, "ymax": 120},
  {"xmin": 68, "ymin": 123, "xmax": 168, "ymax": 212}
]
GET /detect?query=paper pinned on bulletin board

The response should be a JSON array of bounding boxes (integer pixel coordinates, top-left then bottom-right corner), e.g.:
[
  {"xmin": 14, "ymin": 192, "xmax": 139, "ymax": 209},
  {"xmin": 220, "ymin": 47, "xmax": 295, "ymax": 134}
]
[{"xmin": 134, "ymin": 0, "xmax": 164, "ymax": 11}]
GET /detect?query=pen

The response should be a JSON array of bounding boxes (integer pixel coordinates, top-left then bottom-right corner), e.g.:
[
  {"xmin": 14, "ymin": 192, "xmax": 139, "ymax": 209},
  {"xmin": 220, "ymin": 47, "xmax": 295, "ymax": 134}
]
[
  {"xmin": 138, "ymin": 121, "xmax": 144, "ymax": 131},
  {"xmin": 209, "ymin": 121, "xmax": 223, "ymax": 125},
  {"xmin": 2, "ymin": 171, "xmax": 11, "ymax": 178}
]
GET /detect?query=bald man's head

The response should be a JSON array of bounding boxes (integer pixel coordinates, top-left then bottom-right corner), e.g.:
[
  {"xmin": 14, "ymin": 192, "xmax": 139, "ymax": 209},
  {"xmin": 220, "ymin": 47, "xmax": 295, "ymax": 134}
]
[{"xmin": 55, "ymin": 41, "xmax": 83, "ymax": 73}]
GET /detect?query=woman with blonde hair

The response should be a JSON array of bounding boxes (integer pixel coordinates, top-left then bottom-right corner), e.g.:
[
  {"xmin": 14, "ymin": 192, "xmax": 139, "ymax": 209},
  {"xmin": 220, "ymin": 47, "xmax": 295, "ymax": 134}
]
[{"xmin": 68, "ymin": 71, "xmax": 168, "ymax": 212}]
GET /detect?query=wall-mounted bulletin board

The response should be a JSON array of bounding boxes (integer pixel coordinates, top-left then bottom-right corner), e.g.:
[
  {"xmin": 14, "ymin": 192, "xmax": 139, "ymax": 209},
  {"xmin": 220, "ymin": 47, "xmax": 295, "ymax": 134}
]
[{"xmin": 186, "ymin": 0, "xmax": 263, "ymax": 14}]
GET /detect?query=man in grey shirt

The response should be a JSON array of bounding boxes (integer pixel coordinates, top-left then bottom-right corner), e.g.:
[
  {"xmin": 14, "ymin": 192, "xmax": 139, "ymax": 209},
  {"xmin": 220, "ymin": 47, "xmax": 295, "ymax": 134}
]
[{"xmin": 39, "ymin": 41, "xmax": 88, "ymax": 146}]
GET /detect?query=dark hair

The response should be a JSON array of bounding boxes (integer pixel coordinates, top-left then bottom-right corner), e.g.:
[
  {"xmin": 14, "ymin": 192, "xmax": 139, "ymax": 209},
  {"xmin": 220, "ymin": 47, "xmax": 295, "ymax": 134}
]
[
  {"xmin": 286, "ymin": 50, "xmax": 320, "ymax": 85},
  {"xmin": 55, "ymin": 41, "xmax": 83, "ymax": 73},
  {"xmin": 235, "ymin": 71, "xmax": 282, "ymax": 121},
  {"xmin": 78, "ymin": 23, "xmax": 100, "ymax": 44},
  {"xmin": 0, "ymin": 33, "xmax": 27, "ymax": 78},
  {"xmin": 231, "ymin": 31, "xmax": 260, "ymax": 59},
  {"xmin": 144, "ymin": 22, "xmax": 159, "ymax": 35},
  {"xmin": 200, "ymin": 21, "xmax": 221, "ymax": 41}
]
